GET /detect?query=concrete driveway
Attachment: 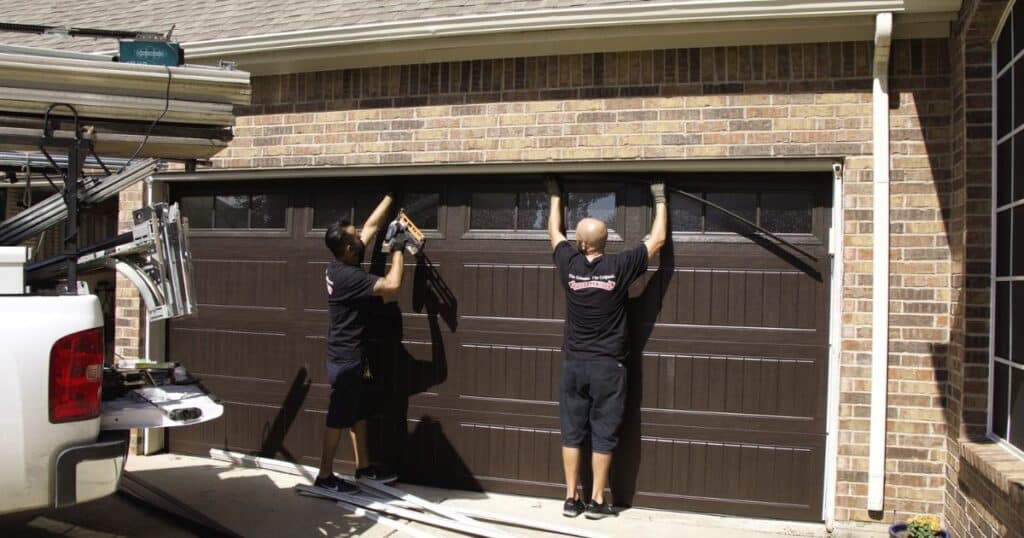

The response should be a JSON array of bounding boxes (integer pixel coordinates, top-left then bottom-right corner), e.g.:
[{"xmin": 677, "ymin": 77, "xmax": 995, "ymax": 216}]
[{"xmin": 1, "ymin": 453, "xmax": 889, "ymax": 537}]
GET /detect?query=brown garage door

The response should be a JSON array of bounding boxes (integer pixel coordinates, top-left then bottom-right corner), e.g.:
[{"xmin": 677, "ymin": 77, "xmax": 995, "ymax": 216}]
[{"xmin": 168, "ymin": 172, "xmax": 831, "ymax": 521}]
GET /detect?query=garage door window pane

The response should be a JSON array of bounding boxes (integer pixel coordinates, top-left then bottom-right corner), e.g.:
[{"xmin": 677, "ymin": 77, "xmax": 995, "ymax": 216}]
[
  {"xmin": 761, "ymin": 192, "xmax": 814, "ymax": 234},
  {"xmin": 214, "ymin": 195, "xmax": 249, "ymax": 229},
  {"xmin": 517, "ymin": 192, "xmax": 549, "ymax": 230},
  {"xmin": 313, "ymin": 192, "xmax": 353, "ymax": 229},
  {"xmin": 706, "ymin": 192, "xmax": 756, "ymax": 232},
  {"xmin": 670, "ymin": 192, "xmax": 702, "ymax": 232},
  {"xmin": 404, "ymin": 192, "xmax": 440, "ymax": 230},
  {"xmin": 251, "ymin": 194, "xmax": 287, "ymax": 229},
  {"xmin": 354, "ymin": 192, "xmax": 385, "ymax": 225},
  {"xmin": 567, "ymin": 192, "xmax": 615, "ymax": 230},
  {"xmin": 471, "ymin": 192, "xmax": 515, "ymax": 229},
  {"xmin": 180, "ymin": 196, "xmax": 213, "ymax": 229}
]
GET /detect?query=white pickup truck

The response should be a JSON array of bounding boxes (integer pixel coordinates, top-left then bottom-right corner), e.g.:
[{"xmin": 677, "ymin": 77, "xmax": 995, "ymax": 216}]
[{"xmin": 0, "ymin": 201, "xmax": 221, "ymax": 516}]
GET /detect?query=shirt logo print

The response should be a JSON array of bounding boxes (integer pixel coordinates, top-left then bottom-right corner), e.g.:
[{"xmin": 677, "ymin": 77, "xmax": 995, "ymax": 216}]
[
  {"xmin": 567, "ymin": 273, "xmax": 616, "ymax": 291},
  {"xmin": 325, "ymin": 273, "xmax": 334, "ymax": 295}
]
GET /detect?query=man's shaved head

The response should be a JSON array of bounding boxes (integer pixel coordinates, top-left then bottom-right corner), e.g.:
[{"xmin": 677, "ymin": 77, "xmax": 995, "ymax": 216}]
[{"xmin": 575, "ymin": 218, "xmax": 608, "ymax": 255}]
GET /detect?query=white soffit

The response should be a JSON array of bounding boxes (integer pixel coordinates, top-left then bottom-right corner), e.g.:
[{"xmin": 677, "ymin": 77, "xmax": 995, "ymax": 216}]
[{"xmin": 178, "ymin": 1, "xmax": 962, "ymax": 75}]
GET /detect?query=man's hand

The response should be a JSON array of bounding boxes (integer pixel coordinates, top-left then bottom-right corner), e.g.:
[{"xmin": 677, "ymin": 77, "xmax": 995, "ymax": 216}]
[
  {"xmin": 645, "ymin": 180, "xmax": 668, "ymax": 261},
  {"xmin": 650, "ymin": 181, "xmax": 666, "ymax": 205},
  {"xmin": 545, "ymin": 176, "xmax": 563, "ymax": 198},
  {"xmin": 546, "ymin": 176, "xmax": 566, "ymax": 249}
]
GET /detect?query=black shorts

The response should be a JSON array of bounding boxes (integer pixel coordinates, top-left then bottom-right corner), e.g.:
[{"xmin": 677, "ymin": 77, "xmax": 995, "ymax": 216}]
[
  {"xmin": 325, "ymin": 360, "xmax": 368, "ymax": 429},
  {"xmin": 559, "ymin": 359, "xmax": 627, "ymax": 454}
]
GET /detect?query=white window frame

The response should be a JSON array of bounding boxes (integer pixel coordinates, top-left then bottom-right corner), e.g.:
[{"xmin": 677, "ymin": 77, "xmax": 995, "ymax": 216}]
[{"xmin": 989, "ymin": 0, "xmax": 1024, "ymax": 459}]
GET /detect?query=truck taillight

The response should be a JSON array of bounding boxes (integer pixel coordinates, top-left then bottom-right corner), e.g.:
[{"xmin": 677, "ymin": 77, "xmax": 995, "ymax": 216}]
[{"xmin": 49, "ymin": 327, "xmax": 104, "ymax": 423}]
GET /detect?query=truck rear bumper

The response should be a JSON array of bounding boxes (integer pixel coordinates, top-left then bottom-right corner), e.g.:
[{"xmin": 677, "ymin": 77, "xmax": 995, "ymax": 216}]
[{"xmin": 54, "ymin": 430, "xmax": 129, "ymax": 508}]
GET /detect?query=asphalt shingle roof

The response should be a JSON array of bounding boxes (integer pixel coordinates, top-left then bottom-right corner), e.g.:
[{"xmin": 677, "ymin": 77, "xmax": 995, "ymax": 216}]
[{"xmin": 0, "ymin": 1, "xmax": 642, "ymax": 52}]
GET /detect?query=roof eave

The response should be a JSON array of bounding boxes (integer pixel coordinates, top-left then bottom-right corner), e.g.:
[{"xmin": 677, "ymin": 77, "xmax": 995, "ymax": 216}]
[{"xmin": 178, "ymin": 0, "xmax": 960, "ymax": 72}]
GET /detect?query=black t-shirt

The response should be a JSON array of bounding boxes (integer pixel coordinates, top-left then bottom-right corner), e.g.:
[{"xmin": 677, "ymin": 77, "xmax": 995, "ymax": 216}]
[
  {"xmin": 325, "ymin": 260, "xmax": 380, "ymax": 364},
  {"xmin": 553, "ymin": 241, "xmax": 649, "ymax": 361}
]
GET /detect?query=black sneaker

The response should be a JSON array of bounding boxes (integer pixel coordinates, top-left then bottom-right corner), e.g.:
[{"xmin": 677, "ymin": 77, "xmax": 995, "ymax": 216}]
[
  {"xmin": 562, "ymin": 498, "xmax": 585, "ymax": 518},
  {"xmin": 354, "ymin": 465, "xmax": 398, "ymax": 484},
  {"xmin": 313, "ymin": 474, "xmax": 359, "ymax": 494},
  {"xmin": 584, "ymin": 500, "xmax": 616, "ymax": 520}
]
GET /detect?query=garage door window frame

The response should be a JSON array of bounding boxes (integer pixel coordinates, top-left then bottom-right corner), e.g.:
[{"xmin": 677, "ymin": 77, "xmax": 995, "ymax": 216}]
[
  {"xmin": 658, "ymin": 177, "xmax": 831, "ymax": 245},
  {"xmin": 172, "ymin": 182, "xmax": 293, "ymax": 238},
  {"xmin": 303, "ymin": 181, "xmax": 447, "ymax": 240}
]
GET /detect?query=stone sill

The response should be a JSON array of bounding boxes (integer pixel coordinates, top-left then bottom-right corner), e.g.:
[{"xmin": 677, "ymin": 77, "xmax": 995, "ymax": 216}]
[{"xmin": 960, "ymin": 439, "xmax": 1024, "ymax": 507}]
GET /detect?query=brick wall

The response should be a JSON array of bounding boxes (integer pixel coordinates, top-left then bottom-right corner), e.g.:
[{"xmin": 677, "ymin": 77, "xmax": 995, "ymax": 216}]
[
  {"xmin": 191, "ymin": 40, "xmax": 956, "ymax": 523},
  {"xmin": 115, "ymin": 184, "xmax": 143, "ymax": 360}
]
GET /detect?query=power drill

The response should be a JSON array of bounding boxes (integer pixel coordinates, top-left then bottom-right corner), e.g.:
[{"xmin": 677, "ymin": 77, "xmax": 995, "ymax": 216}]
[{"xmin": 382, "ymin": 211, "xmax": 425, "ymax": 256}]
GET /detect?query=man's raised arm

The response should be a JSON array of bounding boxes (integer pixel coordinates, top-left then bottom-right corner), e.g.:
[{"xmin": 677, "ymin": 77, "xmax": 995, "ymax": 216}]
[
  {"xmin": 359, "ymin": 193, "xmax": 395, "ymax": 246},
  {"xmin": 546, "ymin": 177, "xmax": 566, "ymax": 250},
  {"xmin": 645, "ymin": 181, "xmax": 668, "ymax": 261}
]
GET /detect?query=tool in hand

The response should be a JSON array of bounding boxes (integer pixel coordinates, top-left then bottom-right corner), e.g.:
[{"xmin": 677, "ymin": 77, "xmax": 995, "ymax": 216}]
[{"xmin": 382, "ymin": 210, "xmax": 425, "ymax": 256}]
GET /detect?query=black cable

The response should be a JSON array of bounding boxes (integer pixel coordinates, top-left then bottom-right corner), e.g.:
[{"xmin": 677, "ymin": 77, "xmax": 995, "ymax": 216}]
[{"xmin": 125, "ymin": 65, "xmax": 172, "ymax": 166}]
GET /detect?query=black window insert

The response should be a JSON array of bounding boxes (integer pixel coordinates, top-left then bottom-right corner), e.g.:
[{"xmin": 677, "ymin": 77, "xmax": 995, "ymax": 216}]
[
  {"xmin": 469, "ymin": 191, "xmax": 550, "ymax": 231},
  {"xmin": 668, "ymin": 189, "xmax": 816, "ymax": 235},
  {"xmin": 179, "ymin": 193, "xmax": 287, "ymax": 230},
  {"xmin": 312, "ymin": 188, "xmax": 440, "ymax": 231}
]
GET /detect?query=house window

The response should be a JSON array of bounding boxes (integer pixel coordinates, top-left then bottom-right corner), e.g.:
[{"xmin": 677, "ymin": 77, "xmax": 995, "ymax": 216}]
[
  {"xmin": 179, "ymin": 193, "xmax": 287, "ymax": 230},
  {"xmin": 469, "ymin": 191, "xmax": 549, "ymax": 231},
  {"xmin": 992, "ymin": 7, "xmax": 1024, "ymax": 454}
]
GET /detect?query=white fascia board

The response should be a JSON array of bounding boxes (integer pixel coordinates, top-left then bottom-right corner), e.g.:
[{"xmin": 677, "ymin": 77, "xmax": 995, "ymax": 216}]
[{"xmin": 182, "ymin": 1, "xmax": 962, "ymax": 60}]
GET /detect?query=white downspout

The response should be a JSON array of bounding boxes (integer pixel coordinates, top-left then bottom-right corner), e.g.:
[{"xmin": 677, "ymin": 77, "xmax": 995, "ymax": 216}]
[{"xmin": 868, "ymin": 12, "xmax": 892, "ymax": 513}]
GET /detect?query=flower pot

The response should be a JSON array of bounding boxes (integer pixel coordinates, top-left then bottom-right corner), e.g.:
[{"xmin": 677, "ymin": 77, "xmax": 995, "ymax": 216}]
[{"xmin": 888, "ymin": 523, "xmax": 949, "ymax": 538}]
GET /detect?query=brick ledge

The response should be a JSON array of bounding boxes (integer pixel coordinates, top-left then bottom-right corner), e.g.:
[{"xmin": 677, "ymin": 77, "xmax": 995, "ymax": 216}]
[{"xmin": 960, "ymin": 440, "xmax": 1024, "ymax": 507}]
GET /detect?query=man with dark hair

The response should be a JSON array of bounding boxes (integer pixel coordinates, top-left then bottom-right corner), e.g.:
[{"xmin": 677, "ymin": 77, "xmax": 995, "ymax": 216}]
[
  {"xmin": 546, "ymin": 178, "xmax": 668, "ymax": 519},
  {"xmin": 315, "ymin": 193, "xmax": 406, "ymax": 493}
]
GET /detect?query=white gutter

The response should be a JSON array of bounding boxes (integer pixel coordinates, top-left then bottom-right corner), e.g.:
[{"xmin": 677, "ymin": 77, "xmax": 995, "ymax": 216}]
[
  {"xmin": 180, "ymin": 0, "xmax": 960, "ymax": 58},
  {"xmin": 868, "ymin": 11, "xmax": 892, "ymax": 513}
]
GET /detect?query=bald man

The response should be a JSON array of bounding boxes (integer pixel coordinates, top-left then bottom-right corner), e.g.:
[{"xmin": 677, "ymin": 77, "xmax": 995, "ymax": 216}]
[{"xmin": 546, "ymin": 178, "xmax": 667, "ymax": 519}]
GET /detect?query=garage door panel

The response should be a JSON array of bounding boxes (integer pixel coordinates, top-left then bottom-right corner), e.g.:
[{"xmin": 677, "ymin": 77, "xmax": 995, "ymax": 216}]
[
  {"xmin": 192, "ymin": 259, "xmax": 290, "ymax": 309},
  {"xmin": 630, "ymin": 437, "xmax": 822, "ymax": 520},
  {"xmin": 637, "ymin": 267, "xmax": 822, "ymax": 331},
  {"xmin": 460, "ymin": 263, "xmax": 565, "ymax": 320},
  {"xmin": 456, "ymin": 421, "xmax": 563, "ymax": 486},
  {"xmin": 171, "ymin": 327, "xmax": 291, "ymax": 381},
  {"xmin": 458, "ymin": 343, "xmax": 561, "ymax": 403}
]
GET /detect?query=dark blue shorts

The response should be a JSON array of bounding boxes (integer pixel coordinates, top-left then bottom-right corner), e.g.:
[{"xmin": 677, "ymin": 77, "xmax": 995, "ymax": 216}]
[
  {"xmin": 559, "ymin": 359, "xmax": 627, "ymax": 454},
  {"xmin": 325, "ymin": 360, "xmax": 368, "ymax": 429}
]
